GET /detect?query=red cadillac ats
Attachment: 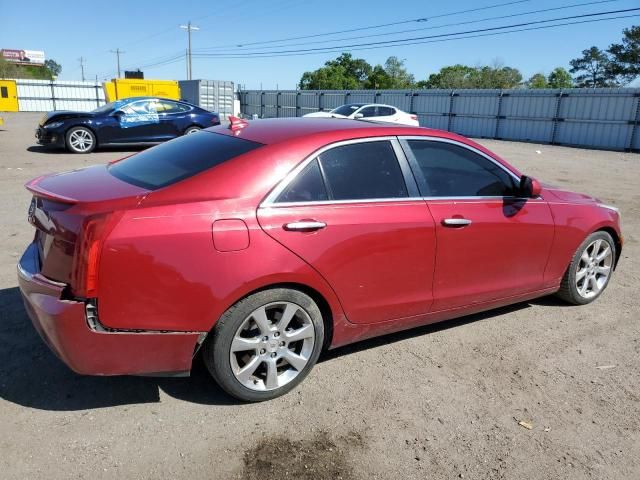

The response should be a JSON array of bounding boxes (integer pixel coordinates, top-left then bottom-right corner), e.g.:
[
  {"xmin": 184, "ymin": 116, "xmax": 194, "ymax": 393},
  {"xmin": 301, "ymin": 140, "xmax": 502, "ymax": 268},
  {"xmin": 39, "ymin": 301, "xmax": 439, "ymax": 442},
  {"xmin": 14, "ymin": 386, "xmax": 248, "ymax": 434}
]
[{"xmin": 18, "ymin": 117, "xmax": 622, "ymax": 401}]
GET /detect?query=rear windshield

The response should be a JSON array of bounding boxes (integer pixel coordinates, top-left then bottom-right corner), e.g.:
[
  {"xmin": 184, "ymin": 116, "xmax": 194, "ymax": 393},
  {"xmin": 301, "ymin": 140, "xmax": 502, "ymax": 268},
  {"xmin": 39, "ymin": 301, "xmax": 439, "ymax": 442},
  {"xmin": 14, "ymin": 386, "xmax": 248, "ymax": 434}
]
[{"xmin": 109, "ymin": 131, "xmax": 263, "ymax": 190}]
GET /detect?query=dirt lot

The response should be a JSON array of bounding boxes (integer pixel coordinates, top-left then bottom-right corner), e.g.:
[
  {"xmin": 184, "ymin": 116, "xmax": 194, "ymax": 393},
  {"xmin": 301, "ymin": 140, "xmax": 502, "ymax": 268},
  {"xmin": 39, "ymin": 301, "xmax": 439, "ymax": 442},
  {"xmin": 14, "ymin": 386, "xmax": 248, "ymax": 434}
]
[{"xmin": 0, "ymin": 112, "xmax": 638, "ymax": 480}]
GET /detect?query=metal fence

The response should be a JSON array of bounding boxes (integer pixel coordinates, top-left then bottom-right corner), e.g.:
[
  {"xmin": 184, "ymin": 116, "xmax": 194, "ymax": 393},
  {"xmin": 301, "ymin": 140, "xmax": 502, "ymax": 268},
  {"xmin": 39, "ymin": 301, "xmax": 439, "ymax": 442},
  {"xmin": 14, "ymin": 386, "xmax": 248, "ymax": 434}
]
[
  {"xmin": 238, "ymin": 88, "xmax": 640, "ymax": 152},
  {"xmin": 16, "ymin": 79, "xmax": 106, "ymax": 112}
]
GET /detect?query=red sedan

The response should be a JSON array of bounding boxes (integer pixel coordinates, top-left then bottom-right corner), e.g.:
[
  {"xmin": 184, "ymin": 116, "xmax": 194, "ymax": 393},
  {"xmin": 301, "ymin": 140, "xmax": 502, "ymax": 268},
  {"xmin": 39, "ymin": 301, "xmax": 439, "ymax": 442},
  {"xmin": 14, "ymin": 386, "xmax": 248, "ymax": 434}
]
[{"xmin": 18, "ymin": 117, "xmax": 622, "ymax": 401}]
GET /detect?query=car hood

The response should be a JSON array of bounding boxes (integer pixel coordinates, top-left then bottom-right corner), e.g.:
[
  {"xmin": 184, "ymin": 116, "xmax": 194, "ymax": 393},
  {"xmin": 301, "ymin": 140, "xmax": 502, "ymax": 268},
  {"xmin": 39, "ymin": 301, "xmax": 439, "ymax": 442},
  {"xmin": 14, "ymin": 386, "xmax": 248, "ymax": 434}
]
[
  {"xmin": 303, "ymin": 111, "xmax": 348, "ymax": 118},
  {"xmin": 542, "ymin": 183, "xmax": 600, "ymax": 204},
  {"xmin": 39, "ymin": 110, "xmax": 97, "ymax": 126}
]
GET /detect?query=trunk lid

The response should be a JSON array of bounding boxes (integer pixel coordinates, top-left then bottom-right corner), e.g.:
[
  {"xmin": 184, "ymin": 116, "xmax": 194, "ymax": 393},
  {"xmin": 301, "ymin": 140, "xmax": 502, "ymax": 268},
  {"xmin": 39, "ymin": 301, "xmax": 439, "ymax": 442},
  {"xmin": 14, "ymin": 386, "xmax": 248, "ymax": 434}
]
[{"xmin": 26, "ymin": 165, "xmax": 149, "ymax": 287}]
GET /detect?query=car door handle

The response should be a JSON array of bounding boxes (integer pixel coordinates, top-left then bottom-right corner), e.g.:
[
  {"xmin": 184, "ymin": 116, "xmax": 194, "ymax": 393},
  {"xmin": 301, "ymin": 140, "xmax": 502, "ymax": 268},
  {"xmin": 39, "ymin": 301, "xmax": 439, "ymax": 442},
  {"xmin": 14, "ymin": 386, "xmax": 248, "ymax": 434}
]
[
  {"xmin": 442, "ymin": 218, "xmax": 472, "ymax": 227},
  {"xmin": 284, "ymin": 221, "xmax": 327, "ymax": 231}
]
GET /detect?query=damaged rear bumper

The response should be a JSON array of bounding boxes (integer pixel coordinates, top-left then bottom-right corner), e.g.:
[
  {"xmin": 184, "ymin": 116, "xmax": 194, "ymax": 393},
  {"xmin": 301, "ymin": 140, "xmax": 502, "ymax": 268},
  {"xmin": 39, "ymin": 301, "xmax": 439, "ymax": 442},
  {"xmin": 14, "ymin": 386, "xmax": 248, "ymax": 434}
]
[{"xmin": 17, "ymin": 241, "xmax": 203, "ymax": 376}]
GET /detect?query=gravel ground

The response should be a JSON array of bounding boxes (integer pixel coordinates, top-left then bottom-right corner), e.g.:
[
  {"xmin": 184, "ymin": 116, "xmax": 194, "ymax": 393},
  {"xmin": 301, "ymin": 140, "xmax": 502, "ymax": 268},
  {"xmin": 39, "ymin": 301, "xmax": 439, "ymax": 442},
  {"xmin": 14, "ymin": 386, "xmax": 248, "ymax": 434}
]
[{"xmin": 0, "ymin": 112, "xmax": 638, "ymax": 480}]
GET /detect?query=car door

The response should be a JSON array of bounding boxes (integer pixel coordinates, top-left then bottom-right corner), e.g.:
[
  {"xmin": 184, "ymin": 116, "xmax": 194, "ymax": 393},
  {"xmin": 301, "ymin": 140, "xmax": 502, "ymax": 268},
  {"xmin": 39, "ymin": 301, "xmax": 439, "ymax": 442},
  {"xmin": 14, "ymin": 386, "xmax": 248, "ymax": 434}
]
[
  {"xmin": 400, "ymin": 137, "xmax": 555, "ymax": 311},
  {"xmin": 155, "ymin": 100, "xmax": 191, "ymax": 138},
  {"xmin": 353, "ymin": 105, "xmax": 377, "ymax": 120},
  {"xmin": 257, "ymin": 138, "xmax": 437, "ymax": 325},
  {"xmin": 110, "ymin": 100, "xmax": 162, "ymax": 143}
]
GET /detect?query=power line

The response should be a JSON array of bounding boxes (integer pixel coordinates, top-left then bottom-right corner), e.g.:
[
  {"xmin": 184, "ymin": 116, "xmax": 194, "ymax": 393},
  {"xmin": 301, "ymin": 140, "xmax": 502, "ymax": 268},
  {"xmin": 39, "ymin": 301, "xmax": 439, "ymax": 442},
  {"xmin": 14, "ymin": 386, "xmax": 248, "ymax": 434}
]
[
  {"xmin": 192, "ymin": 7, "xmax": 640, "ymax": 58},
  {"xmin": 196, "ymin": 0, "xmax": 620, "ymax": 52},
  {"xmin": 191, "ymin": 13, "xmax": 639, "ymax": 60},
  {"xmin": 202, "ymin": 0, "xmax": 535, "ymax": 50}
]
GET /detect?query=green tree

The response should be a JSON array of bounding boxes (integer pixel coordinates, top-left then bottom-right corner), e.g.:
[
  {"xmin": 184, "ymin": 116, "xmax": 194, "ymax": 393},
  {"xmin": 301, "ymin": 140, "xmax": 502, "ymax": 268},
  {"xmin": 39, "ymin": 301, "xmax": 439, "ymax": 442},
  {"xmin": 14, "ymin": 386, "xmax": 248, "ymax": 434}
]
[
  {"xmin": 364, "ymin": 65, "xmax": 392, "ymax": 89},
  {"xmin": 44, "ymin": 59, "xmax": 62, "ymax": 79},
  {"xmin": 423, "ymin": 64, "xmax": 477, "ymax": 88},
  {"xmin": 473, "ymin": 65, "xmax": 522, "ymax": 89},
  {"xmin": 607, "ymin": 25, "xmax": 640, "ymax": 84},
  {"xmin": 527, "ymin": 73, "xmax": 548, "ymax": 88},
  {"xmin": 299, "ymin": 53, "xmax": 372, "ymax": 89},
  {"xmin": 383, "ymin": 56, "xmax": 415, "ymax": 88},
  {"xmin": 569, "ymin": 47, "xmax": 616, "ymax": 87},
  {"xmin": 547, "ymin": 67, "xmax": 573, "ymax": 88}
]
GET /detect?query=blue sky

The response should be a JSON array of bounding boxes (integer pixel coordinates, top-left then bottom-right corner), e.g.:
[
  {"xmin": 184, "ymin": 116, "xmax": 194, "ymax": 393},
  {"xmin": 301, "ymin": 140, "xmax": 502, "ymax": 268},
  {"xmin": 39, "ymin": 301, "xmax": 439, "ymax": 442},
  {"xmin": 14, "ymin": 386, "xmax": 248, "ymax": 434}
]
[{"xmin": 1, "ymin": 0, "xmax": 638, "ymax": 87}]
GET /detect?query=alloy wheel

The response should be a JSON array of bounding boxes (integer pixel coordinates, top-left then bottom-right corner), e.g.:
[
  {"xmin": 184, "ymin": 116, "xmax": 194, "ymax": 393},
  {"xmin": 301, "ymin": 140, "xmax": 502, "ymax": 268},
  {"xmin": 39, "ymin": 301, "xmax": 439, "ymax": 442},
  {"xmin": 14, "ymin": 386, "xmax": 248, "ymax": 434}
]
[
  {"xmin": 69, "ymin": 129, "xmax": 94, "ymax": 152},
  {"xmin": 229, "ymin": 301, "xmax": 316, "ymax": 391},
  {"xmin": 575, "ymin": 238, "xmax": 613, "ymax": 299}
]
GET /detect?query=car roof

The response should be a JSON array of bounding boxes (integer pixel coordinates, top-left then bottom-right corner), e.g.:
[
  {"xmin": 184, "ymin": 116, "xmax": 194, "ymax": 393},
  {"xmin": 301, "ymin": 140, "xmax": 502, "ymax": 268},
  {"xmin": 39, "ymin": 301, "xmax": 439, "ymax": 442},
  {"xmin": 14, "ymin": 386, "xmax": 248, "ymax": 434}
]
[{"xmin": 209, "ymin": 117, "xmax": 452, "ymax": 145}]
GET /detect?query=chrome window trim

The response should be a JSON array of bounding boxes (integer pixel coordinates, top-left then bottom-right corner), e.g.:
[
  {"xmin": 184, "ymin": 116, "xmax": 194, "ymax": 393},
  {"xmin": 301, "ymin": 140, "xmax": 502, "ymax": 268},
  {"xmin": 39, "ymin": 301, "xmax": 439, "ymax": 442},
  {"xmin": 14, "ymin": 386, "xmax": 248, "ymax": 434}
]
[
  {"xmin": 260, "ymin": 135, "xmax": 543, "ymax": 209},
  {"xmin": 261, "ymin": 136, "xmax": 414, "ymax": 207}
]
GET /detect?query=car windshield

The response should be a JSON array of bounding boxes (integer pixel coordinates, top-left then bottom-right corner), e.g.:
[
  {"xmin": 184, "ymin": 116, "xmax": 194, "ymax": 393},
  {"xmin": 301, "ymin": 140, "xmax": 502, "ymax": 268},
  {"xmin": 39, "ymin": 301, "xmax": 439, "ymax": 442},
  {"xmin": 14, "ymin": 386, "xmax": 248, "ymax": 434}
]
[
  {"xmin": 330, "ymin": 104, "xmax": 365, "ymax": 116},
  {"xmin": 91, "ymin": 101, "xmax": 121, "ymax": 114},
  {"xmin": 109, "ymin": 131, "xmax": 263, "ymax": 190}
]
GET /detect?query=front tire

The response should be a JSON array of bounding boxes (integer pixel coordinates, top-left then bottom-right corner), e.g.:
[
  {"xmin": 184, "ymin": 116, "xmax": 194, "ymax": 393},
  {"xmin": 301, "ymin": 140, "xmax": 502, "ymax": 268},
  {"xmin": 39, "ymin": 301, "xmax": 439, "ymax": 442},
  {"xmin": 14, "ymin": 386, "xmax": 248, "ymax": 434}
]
[
  {"xmin": 65, "ymin": 126, "xmax": 96, "ymax": 153},
  {"xmin": 556, "ymin": 231, "xmax": 615, "ymax": 305},
  {"xmin": 203, "ymin": 288, "xmax": 325, "ymax": 402}
]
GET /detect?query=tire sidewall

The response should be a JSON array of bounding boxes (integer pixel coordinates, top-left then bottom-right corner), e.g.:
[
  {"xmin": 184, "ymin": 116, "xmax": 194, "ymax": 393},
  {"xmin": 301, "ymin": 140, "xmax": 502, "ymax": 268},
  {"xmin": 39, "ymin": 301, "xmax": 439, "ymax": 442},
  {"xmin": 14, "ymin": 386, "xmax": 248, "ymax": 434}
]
[
  {"xmin": 565, "ymin": 231, "xmax": 616, "ymax": 305},
  {"xmin": 65, "ymin": 126, "xmax": 96, "ymax": 154},
  {"xmin": 204, "ymin": 288, "xmax": 325, "ymax": 402},
  {"xmin": 184, "ymin": 126, "xmax": 201, "ymax": 135}
]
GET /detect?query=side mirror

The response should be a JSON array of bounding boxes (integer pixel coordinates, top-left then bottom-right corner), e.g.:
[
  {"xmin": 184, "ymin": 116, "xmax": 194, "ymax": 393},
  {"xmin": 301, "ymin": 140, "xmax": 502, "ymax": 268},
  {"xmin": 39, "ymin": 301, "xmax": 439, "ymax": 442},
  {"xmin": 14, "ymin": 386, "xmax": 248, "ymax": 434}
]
[
  {"xmin": 519, "ymin": 175, "xmax": 542, "ymax": 198},
  {"xmin": 353, "ymin": 113, "xmax": 364, "ymax": 119}
]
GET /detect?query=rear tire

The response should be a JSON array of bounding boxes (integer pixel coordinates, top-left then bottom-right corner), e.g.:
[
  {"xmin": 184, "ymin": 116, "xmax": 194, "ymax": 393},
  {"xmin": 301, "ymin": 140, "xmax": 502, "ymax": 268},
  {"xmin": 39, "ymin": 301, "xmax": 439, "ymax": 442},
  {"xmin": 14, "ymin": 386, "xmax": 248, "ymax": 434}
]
[
  {"xmin": 556, "ymin": 231, "xmax": 615, "ymax": 305},
  {"xmin": 203, "ymin": 288, "xmax": 325, "ymax": 402},
  {"xmin": 184, "ymin": 126, "xmax": 201, "ymax": 135},
  {"xmin": 65, "ymin": 126, "xmax": 96, "ymax": 154}
]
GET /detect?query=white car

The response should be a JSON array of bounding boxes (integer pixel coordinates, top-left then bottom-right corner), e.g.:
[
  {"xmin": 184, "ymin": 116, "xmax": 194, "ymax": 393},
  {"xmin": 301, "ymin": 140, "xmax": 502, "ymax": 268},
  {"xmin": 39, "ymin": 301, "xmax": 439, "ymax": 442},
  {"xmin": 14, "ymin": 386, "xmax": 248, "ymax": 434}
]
[{"xmin": 303, "ymin": 103, "xmax": 419, "ymax": 126}]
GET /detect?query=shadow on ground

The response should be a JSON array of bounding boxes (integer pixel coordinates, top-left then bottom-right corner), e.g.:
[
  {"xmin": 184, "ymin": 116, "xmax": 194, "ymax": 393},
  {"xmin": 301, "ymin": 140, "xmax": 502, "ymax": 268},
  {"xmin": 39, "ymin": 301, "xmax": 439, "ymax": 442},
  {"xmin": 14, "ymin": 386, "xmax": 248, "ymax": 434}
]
[{"xmin": 0, "ymin": 285, "xmax": 563, "ymax": 411}]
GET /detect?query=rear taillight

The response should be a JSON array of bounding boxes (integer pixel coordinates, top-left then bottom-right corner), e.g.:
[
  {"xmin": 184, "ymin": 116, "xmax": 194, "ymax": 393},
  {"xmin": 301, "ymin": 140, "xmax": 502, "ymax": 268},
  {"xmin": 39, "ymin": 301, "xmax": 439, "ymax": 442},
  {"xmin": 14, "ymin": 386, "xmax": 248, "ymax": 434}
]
[
  {"xmin": 410, "ymin": 114, "xmax": 418, "ymax": 120},
  {"xmin": 71, "ymin": 211, "xmax": 123, "ymax": 298},
  {"xmin": 212, "ymin": 115, "xmax": 219, "ymax": 124}
]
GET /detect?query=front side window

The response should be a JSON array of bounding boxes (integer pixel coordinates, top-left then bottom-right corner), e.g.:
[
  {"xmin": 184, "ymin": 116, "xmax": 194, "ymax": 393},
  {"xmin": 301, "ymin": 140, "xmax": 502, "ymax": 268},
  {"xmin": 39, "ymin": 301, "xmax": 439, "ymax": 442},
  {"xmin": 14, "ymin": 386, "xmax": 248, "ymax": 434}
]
[
  {"xmin": 406, "ymin": 140, "xmax": 516, "ymax": 197},
  {"xmin": 119, "ymin": 101, "xmax": 156, "ymax": 115},
  {"xmin": 330, "ymin": 104, "xmax": 363, "ymax": 116}
]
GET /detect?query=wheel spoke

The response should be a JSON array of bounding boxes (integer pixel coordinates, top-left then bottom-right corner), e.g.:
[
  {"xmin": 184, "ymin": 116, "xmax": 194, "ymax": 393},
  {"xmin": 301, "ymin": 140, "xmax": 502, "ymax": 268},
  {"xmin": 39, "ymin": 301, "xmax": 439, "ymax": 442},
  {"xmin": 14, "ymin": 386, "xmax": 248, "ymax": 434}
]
[
  {"xmin": 590, "ymin": 240, "xmax": 602, "ymax": 260},
  {"xmin": 596, "ymin": 265, "xmax": 611, "ymax": 276},
  {"xmin": 235, "ymin": 356, "xmax": 261, "ymax": 383},
  {"xmin": 576, "ymin": 268, "xmax": 588, "ymax": 282},
  {"xmin": 596, "ymin": 246, "xmax": 611, "ymax": 262},
  {"xmin": 580, "ymin": 250, "xmax": 590, "ymax": 264},
  {"xmin": 252, "ymin": 307, "xmax": 272, "ymax": 335},
  {"xmin": 231, "ymin": 336, "xmax": 260, "ymax": 353},
  {"xmin": 265, "ymin": 358, "xmax": 279, "ymax": 389},
  {"xmin": 282, "ymin": 350, "xmax": 308, "ymax": 371},
  {"xmin": 578, "ymin": 278, "xmax": 589, "ymax": 296},
  {"xmin": 284, "ymin": 323, "xmax": 314, "ymax": 343},
  {"xmin": 276, "ymin": 303, "xmax": 298, "ymax": 331},
  {"xmin": 589, "ymin": 275, "xmax": 600, "ymax": 294}
]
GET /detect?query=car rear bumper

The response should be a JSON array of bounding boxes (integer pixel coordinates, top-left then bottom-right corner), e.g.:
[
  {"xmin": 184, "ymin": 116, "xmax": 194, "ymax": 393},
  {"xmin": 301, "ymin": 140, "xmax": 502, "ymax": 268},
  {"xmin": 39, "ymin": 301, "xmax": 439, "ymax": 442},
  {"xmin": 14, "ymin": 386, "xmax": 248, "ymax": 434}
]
[{"xmin": 17, "ymin": 241, "xmax": 202, "ymax": 376}]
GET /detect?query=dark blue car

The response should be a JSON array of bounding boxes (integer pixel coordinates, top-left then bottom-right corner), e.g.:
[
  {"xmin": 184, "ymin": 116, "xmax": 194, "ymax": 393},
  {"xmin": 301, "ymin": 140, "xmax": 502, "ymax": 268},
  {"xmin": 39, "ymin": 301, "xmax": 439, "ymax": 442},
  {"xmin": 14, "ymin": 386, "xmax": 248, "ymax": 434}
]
[{"xmin": 35, "ymin": 97, "xmax": 220, "ymax": 153}]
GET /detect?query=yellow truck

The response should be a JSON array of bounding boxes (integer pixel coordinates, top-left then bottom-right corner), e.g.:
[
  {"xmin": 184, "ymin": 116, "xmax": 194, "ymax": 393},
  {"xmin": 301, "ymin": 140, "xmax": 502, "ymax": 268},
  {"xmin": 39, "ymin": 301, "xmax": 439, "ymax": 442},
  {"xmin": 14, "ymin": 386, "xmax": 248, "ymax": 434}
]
[{"xmin": 103, "ymin": 79, "xmax": 180, "ymax": 102}]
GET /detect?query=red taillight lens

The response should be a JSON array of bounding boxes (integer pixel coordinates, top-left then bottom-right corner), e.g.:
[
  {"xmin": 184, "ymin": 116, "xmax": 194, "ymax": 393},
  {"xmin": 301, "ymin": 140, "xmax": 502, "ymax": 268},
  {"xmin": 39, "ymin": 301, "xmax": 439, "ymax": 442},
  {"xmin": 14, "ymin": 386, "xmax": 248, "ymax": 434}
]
[
  {"xmin": 211, "ymin": 116, "xmax": 219, "ymax": 124},
  {"xmin": 72, "ymin": 212, "xmax": 123, "ymax": 298},
  {"xmin": 410, "ymin": 114, "xmax": 418, "ymax": 120}
]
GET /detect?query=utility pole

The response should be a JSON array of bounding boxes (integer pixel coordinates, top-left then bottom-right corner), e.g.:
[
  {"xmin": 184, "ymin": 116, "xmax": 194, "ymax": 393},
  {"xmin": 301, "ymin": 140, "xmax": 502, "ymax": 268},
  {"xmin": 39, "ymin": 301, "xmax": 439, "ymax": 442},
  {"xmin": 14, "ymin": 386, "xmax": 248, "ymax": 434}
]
[
  {"xmin": 78, "ymin": 57, "xmax": 86, "ymax": 81},
  {"xmin": 180, "ymin": 21, "xmax": 199, "ymax": 80},
  {"xmin": 110, "ymin": 48, "xmax": 125, "ymax": 78}
]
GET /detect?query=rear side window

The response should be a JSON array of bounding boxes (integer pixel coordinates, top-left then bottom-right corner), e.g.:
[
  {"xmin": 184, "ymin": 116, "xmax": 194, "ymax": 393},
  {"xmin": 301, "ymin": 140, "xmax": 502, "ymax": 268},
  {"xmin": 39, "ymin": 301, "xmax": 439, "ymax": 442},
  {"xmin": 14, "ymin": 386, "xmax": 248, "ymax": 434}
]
[
  {"xmin": 109, "ymin": 132, "xmax": 262, "ymax": 190},
  {"xmin": 319, "ymin": 141, "xmax": 407, "ymax": 200},
  {"xmin": 377, "ymin": 106, "xmax": 395, "ymax": 116},
  {"xmin": 276, "ymin": 159, "xmax": 328, "ymax": 203},
  {"xmin": 406, "ymin": 140, "xmax": 516, "ymax": 197}
]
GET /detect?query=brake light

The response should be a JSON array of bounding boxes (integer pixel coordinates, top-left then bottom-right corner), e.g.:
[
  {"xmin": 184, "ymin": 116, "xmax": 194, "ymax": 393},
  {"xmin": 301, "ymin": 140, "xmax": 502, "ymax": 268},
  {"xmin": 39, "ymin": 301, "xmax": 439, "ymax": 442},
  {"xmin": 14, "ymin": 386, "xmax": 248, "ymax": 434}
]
[
  {"xmin": 71, "ymin": 212, "xmax": 124, "ymax": 298},
  {"xmin": 410, "ymin": 114, "xmax": 418, "ymax": 120},
  {"xmin": 211, "ymin": 115, "xmax": 219, "ymax": 124}
]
